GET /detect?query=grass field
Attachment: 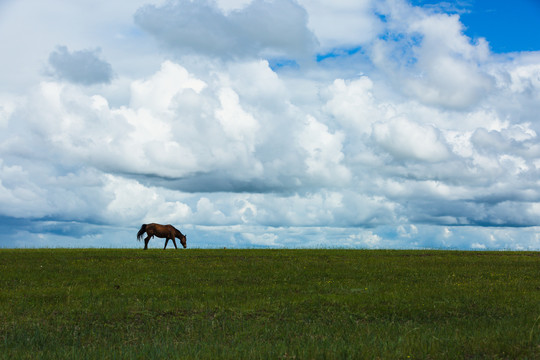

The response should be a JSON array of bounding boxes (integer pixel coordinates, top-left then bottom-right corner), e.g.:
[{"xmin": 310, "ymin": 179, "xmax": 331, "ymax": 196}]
[{"xmin": 1, "ymin": 249, "xmax": 539, "ymax": 359}]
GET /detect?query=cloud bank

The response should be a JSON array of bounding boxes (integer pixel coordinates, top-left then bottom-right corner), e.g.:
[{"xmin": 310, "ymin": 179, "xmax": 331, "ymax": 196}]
[
  {"xmin": 134, "ymin": 0, "xmax": 317, "ymax": 60},
  {"xmin": 0, "ymin": 0, "xmax": 539, "ymax": 249}
]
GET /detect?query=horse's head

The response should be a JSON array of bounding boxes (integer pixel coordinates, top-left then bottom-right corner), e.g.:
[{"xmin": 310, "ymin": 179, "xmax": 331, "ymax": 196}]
[{"xmin": 180, "ymin": 234, "xmax": 187, "ymax": 248}]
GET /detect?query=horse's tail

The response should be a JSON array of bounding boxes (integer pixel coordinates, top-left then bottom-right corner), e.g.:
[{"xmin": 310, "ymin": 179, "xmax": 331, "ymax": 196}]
[{"xmin": 137, "ymin": 224, "xmax": 147, "ymax": 241}]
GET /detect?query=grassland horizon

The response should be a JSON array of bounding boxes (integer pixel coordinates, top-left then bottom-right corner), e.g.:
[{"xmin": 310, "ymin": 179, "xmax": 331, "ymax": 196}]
[{"xmin": 1, "ymin": 248, "xmax": 539, "ymax": 359}]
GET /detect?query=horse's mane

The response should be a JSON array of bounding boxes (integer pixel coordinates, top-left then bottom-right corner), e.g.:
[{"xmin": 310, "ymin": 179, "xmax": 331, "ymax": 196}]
[{"xmin": 173, "ymin": 226, "xmax": 184, "ymax": 237}]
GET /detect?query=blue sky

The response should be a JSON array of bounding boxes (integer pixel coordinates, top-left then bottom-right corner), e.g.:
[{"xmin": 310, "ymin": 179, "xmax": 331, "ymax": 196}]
[
  {"xmin": 463, "ymin": 0, "xmax": 540, "ymax": 52},
  {"xmin": 412, "ymin": 0, "xmax": 540, "ymax": 53},
  {"xmin": 0, "ymin": 0, "xmax": 539, "ymax": 249}
]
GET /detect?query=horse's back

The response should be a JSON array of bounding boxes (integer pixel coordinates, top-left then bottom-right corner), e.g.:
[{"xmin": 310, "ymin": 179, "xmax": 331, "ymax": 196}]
[
  {"xmin": 146, "ymin": 223, "xmax": 177, "ymax": 237},
  {"xmin": 148, "ymin": 223, "xmax": 167, "ymax": 230}
]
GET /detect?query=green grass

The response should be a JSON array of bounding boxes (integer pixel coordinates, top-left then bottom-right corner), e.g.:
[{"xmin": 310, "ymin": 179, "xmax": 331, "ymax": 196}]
[{"xmin": 1, "ymin": 249, "xmax": 539, "ymax": 359}]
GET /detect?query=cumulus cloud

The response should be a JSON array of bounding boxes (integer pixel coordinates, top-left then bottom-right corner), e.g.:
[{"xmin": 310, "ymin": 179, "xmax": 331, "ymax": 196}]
[
  {"xmin": 47, "ymin": 46, "xmax": 113, "ymax": 85},
  {"xmin": 372, "ymin": 117, "xmax": 451, "ymax": 162},
  {"xmin": 323, "ymin": 77, "xmax": 380, "ymax": 135},
  {"xmin": 297, "ymin": 116, "xmax": 351, "ymax": 184},
  {"xmin": 371, "ymin": 2, "xmax": 493, "ymax": 109}
]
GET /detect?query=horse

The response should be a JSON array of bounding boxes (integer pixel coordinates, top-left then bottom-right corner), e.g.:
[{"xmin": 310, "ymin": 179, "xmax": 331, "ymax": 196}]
[{"xmin": 137, "ymin": 223, "xmax": 187, "ymax": 250}]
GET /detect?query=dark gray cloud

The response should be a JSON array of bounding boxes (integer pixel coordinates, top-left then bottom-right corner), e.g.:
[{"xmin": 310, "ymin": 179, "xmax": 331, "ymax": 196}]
[
  {"xmin": 134, "ymin": 0, "xmax": 317, "ymax": 59},
  {"xmin": 48, "ymin": 46, "xmax": 113, "ymax": 85}
]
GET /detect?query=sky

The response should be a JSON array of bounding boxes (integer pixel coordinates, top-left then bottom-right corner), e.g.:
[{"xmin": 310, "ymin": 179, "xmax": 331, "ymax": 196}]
[{"xmin": 0, "ymin": 0, "xmax": 539, "ymax": 249}]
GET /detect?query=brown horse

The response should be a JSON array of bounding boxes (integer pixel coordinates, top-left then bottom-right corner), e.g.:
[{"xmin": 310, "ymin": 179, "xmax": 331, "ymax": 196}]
[{"xmin": 137, "ymin": 223, "xmax": 187, "ymax": 250}]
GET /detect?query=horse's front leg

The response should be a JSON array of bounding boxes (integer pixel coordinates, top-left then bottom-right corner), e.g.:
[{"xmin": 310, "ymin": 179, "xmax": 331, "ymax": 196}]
[
  {"xmin": 164, "ymin": 238, "xmax": 170, "ymax": 250},
  {"xmin": 172, "ymin": 238, "xmax": 178, "ymax": 249}
]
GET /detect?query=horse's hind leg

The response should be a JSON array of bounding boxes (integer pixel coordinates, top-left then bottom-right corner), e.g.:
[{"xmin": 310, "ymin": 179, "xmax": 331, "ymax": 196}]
[{"xmin": 144, "ymin": 236, "xmax": 151, "ymax": 250}]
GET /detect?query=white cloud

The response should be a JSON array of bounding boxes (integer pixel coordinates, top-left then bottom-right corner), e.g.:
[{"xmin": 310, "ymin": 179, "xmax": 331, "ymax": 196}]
[
  {"xmin": 103, "ymin": 174, "xmax": 192, "ymax": 224},
  {"xmin": 324, "ymin": 77, "xmax": 381, "ymax": 134},
  {"xmin": 193, "ymin": 197, "xmax": 229, "ymax": 225},
  {"xmin": 505, "ymin": 62, "xmax": 540, "ymax": 94},
  {"xmin": 215, "ymin": 87, "xmax": 260, "ymax": 150},
  {"xmin": 130, "ymin": 60, "xmax": 207, "ymax": 111},
  {"xmin": 297, "ymin": 116, "xmax": 351, "ymax": 184},
  {"xmin": 371, "ymin": 2, "xmax": 493, "ymax": 109},
  {"xmin": 345, "ymin": 231, "xmax": 383, "ymax": 248},
  {"xmin": 471, "ymin": 242, "xmax": 486, "ymax": 250},
  {"xmin": 443, "ymin": 227, "xmax": 452, "ymax": 238},
  {"xmin": 214, "ymin": 0, "xmax": 253, "ymax": 13},
  {"xmin": 372, "ymin": 117, "xmax": 451, "ymax": 162},
  {"xmin": 398, "ymin": 224, "xmax": 418, "ymax": 238},
  {"xmin": 243, "ymin": 232, "xmax": 280, "ymax": 247},
  {"xmin": 0, "ymin": 161, "xmax": 50, "ymax": 218}
]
